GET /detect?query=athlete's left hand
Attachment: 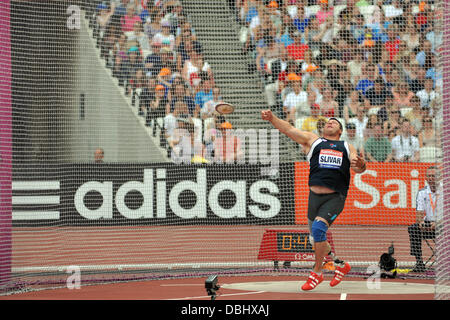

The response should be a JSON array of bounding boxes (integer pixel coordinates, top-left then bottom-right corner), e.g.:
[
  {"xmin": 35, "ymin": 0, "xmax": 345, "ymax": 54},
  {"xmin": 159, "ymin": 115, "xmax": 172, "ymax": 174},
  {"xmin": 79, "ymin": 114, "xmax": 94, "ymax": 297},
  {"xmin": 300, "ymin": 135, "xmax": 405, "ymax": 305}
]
[{"xmin": 351, "ymin": 155, "xmax": 366, "ymax": 170}]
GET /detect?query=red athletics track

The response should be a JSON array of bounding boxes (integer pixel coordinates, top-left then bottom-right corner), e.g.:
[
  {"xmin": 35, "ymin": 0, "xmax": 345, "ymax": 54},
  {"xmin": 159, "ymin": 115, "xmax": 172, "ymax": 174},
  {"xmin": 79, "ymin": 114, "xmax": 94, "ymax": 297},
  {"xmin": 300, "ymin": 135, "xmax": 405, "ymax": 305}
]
[
  {"xmin": 0, "ymin": 275, "xmax": 434, "ymax": 300},
  {"xmin": 0, "ymin": 225, "xmax": 436, "ymax": 300}
]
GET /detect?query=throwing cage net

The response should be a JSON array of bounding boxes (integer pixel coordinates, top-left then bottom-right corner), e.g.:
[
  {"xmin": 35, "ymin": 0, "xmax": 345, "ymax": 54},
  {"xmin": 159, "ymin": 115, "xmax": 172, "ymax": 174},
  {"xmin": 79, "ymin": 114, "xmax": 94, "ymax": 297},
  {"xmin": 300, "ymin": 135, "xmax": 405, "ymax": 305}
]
[{"xmin": 0, "ymin": 0, "xmax": 448, "ymax": 299}]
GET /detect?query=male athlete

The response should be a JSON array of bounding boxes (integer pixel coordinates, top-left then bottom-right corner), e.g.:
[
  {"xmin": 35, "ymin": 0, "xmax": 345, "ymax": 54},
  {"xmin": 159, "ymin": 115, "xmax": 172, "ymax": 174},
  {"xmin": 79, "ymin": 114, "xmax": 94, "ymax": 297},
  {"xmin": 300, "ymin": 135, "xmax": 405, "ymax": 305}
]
[{"xmin": 261, "ymin": 110, "xmax": 366, "ymax": 290}]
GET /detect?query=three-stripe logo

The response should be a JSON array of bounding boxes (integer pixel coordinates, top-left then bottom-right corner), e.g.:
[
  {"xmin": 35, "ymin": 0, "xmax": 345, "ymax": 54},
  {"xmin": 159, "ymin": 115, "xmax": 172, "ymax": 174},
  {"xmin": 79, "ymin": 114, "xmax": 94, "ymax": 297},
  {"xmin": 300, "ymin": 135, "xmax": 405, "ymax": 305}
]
[{"xmin": 12, "ymin": 181, "xmax": 60, "ymax": 220}]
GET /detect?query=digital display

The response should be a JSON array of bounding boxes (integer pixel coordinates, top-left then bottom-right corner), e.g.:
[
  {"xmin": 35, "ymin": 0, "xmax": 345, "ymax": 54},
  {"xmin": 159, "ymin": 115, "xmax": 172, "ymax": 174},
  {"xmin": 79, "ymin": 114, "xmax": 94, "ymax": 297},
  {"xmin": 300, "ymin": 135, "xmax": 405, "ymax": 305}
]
[{"xmin": 276, "ymin": 232, "xmax": 314, "ymax": 253}]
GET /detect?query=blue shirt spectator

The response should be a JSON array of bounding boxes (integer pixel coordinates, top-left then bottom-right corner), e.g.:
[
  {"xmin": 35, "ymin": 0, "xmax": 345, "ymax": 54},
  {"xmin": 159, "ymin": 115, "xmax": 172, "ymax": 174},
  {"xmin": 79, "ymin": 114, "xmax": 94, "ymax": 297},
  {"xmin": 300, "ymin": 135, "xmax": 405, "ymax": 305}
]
[
  {"xmin": 195, "ymin": 89, "xmax": 213, "ymax": 110},
  {"xmin": 356, "ymin": 79, "xmax": 374, "ymax": 96},
  {"xmin": 293, "ymin": 17, "xmax": 309, "ymax": 33}
]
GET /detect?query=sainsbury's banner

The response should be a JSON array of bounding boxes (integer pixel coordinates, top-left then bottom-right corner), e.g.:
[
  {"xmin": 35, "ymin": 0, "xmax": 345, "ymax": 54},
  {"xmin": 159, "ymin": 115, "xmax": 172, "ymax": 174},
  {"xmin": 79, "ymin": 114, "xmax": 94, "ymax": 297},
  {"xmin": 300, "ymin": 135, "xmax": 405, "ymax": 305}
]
[{"xmin": 295, "ymin": 162, "xmax": 433, "ymax": 225}]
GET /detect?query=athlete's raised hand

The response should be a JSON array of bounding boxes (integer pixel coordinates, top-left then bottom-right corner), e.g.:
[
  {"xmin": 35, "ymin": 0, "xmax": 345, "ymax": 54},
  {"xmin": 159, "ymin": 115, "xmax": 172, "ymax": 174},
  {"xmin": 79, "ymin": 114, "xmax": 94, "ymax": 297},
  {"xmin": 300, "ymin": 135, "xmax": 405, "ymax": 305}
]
[{"xmin": 261, "ymin": 109, "xmax": 273, "ymax": 122}]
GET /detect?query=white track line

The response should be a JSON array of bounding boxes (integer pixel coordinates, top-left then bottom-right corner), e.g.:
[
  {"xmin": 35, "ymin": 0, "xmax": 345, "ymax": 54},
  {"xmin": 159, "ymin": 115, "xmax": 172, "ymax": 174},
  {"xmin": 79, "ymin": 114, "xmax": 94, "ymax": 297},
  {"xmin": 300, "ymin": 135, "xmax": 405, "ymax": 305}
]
[{"xmin": 165, "ymin": 291, "xmax": 266, "ymax": 300}]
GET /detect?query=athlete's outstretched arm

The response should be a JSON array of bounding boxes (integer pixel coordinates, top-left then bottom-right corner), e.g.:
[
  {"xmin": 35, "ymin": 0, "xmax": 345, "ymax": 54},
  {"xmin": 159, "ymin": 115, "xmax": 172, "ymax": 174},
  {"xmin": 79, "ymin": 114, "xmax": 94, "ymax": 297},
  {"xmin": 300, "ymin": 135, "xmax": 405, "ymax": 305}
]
[
  {"xmin": 348, "ymin": 143, "xmax": 366, "ymax": 173},
  {"xmin": 261, "ymin": 109, "xmax": 317, "ymax": 148}
]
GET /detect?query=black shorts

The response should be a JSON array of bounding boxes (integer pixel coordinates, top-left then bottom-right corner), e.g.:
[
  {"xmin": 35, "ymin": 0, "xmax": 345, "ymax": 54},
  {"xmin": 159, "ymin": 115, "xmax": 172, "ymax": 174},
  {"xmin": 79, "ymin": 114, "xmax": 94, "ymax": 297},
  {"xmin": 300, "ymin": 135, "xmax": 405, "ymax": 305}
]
[{"xmin": 307, "ymin": 190, "xmax": 347, "ymax": 226}]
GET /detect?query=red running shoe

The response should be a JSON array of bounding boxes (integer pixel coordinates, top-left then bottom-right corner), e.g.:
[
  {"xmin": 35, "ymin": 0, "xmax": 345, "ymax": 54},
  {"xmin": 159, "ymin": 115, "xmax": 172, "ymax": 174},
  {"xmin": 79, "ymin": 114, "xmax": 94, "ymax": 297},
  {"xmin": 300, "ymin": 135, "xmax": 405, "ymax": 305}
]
[
  {"xmin": 329, "ymin": 262, "xmax": 351, "ymax": 287},
  {"xmin": 301, "ymin": 271, "xmax": 324, "ymax": 291}
]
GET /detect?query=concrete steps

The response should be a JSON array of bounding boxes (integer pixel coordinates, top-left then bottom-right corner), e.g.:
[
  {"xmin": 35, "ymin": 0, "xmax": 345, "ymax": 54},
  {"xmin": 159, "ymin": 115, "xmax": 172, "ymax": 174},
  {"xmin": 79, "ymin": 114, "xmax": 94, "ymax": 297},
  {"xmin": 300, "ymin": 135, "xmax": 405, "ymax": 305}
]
[{"xmin": 181, "ymin": 0, "xmax": 296, "ymax": 161}]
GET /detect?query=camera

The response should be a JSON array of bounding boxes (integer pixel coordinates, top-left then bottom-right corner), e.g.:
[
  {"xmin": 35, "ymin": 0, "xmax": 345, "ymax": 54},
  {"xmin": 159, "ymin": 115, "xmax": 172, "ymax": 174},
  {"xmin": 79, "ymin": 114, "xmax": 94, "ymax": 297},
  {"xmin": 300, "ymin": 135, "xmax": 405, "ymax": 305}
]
[
  {"xmin": 379, "ymin": 243, "xmax": 397, "ymax": 278},
  {"xmin": 205, "ymin": 275, "xmax": 220, "ymax": 300}
]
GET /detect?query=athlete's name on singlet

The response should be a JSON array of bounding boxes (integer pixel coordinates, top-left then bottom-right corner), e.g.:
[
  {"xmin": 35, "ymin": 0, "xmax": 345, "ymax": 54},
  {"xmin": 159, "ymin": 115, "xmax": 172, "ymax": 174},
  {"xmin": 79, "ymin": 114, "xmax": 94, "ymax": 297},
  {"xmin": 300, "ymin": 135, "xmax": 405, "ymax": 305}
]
[{"xmin": 318, "ymin": 149, "xmax": 343, "ymax": 169}]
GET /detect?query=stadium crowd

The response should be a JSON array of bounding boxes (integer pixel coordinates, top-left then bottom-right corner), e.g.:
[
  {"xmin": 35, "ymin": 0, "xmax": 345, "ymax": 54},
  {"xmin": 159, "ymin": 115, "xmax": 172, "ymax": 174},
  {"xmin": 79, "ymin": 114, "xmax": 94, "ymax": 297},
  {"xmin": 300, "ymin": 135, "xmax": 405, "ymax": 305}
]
[
  {"xmin": 236, "ymin": 0, "xmax": 442, "ymax": 162},
  {"xmin": 91, "ymin": 0, "xmax": 236, "ymax": 163},
  {"xmin": 89, "ymin": 0, "xmax": 442, "ymax": 163}
]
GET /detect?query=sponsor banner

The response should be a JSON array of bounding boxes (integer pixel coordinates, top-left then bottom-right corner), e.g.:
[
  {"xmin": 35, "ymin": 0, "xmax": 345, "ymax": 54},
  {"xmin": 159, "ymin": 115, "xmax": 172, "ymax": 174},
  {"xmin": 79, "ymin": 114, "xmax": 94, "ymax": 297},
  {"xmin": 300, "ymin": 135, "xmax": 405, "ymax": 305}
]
[
  {"xmin": 12, "ymin": 164, "xmax": 294, "ymax": 226},
  {"xmin": 295, "ymin": 162, "xmax": 433, "ymax": 225}
]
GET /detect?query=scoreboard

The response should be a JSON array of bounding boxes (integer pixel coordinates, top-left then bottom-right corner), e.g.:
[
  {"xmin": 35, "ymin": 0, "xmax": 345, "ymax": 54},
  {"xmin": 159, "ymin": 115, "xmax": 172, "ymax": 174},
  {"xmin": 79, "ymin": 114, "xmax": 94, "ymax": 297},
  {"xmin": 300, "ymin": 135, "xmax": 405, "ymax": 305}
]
[{"xmin": 257, "ymin": 229, "xmax": 335, "ymax": 267}]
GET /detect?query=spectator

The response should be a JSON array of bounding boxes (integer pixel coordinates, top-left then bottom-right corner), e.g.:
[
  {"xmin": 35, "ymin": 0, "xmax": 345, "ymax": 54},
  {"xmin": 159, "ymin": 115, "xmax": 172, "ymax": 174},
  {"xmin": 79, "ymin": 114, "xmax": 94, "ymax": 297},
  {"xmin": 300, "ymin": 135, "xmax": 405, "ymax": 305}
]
[
  {"xmin": 416, "ymin": 39, "xmax": 433, "ymax": 69},
  {"xmin": 159, "ymin": 46, "xmax": 176, "ymax": 73},
  {"xmin": 266, "ymin": 1, "xmax": 282, "ymax": 36},
  {"xmin": 121, "ymin": 3, "xmax": 142, "ymax": 33},
  {"xmin": 168, "ymin": 82, "xmax": 196, "ymax": 117},
  {"xmin": 119, "ymin": 46, "xmax": 144, "ymax": 92},
  {"xmin": 194, "ymin": 76, "xmax": 214, "ymax": 119},
  {"xmin": 182, "ymin": 47, "xmax": 212, "ymax": 90},
  {"xmin": 304, "ymin": 16, "xmax": 323, "ymax": 54},
  {"xmin": 146, "ymin": 84, "xmax": 168, "ymax": 136},
  {"xmin": 388, "ymin": 119, "xmax": 420, "ymax": 162},
  {"xmin": 400, "ymin": 14, "xmax": 420, "ymax": 51},
  {"xmin": 383, "ymin": 106, "xmax": 403, "ymax": 141},
  {"xmin": 347, "ymin": 49, "xmax": 365, "ymax": 86},
  {"xmin": 170, "ymin": 119, "xmax": 202, "ymax": 163},
  {"xmin": 213, "ymin": 122, "xmax": 243, "ymax": 164},
  {"xmin": 376, "ymin": 93, "xmax": 394, "ymax": 124},
  {"xmin": 419, "ymin": 116, "xmax": 440, "ymax": 148},
  {"xmin": 301, "ymin": 99, "xmax": 327, "ymax": 135},
  {"xmin": 176, "ymin": 18, "xmax": 198, "ymax": 45},
  {"xmin": 248, "ymin": 5, "xmax": 272, "ymax": 51},
  {"xmin": 152, "ymin": 19, "xmax": 176, "ymax": 52},
  {"xmin": 348, "ymin": 104, "xmax": 368, "ymax": 140},
  {"xmin": 176, "ymin": 31, "xmax": 202, "ymax": 70},
  {"xmin": 283, "ymin": 73, "xmax": 308, "ymax": 124},
  {"xmin": 319, "ymin": 86, "xmax": 338, "ymax": 118},
  {"xmin": 143, "ymin": 42, "xmax": 163, "ymax": 78},
  {"xmin": 426, "ymin": 55, "xmax": 442, "ymax": 90},
  {"xmin": 202, "ymin": 87, "xmax": 222, "ymax": 120},
  {"xmin": 165, "ymin": 102, "xmax": 191, "ymax": 149},
  {"xmin": 425, "ymin": 11, "xmax": 443, "ymax": 53},
  {"xmin": 350, "ymin": 13, "xmax": 366, "ymax": 45},
  {"xmin": 404, "ymin": 96, "xmax": 425, "ymax": 136},
  {"xmin": 408, "ymin": 165, "xmax": 438, "ymax": 272},
  {"xmin": 363, "ymin": 113, "xmax": 379, "ymax": 141},
  {"xmin": 113, "ymin": 0, "xmax": 129, "ymax": 17},
  {"xmin": 408, "ymin": 64, "xmax": 427, "ymax": 93},
  {"xmin": 392, "ymin": 81, "xmax": 415, "ymax": 108},
  {"xmin": 316, "ymin": 117, "xmax": 327, "ymax": 136},
  {"xmin": 292, "ymin": 4, "xmax": 310, "ymax": 34},
  {"xmin": 127, "ymin": 20, "xmax": 151, "ymax": 56},
  {"xmin": 139, "ymin": 77, "xmax": 156, "ymax": 117},
  {"xmin": 275, "ymin": 61, "xmax": 301, "ymax": 114},
  {"xmin": 164, "ymin": 0, "xmax": 185, "ymax": 33},
  {"xmin": 96, "ymin": 2, "xmax": 116, "ymax": 37},
  {"xmin": 364, "ymin": 122, "xmax": 391, "ymax": 162},
  {"xmin": 355, "ymin": 64, "xmax": 377, "ymax": 96},
  {"xmin": 256, "ymin": 33, "xmax": 285, "ymax": 79},
  {"xmin": 157, "ymin": 67, "xmax": 173, "ymax": 96},
  {"xmin": 145, "ymin": 10, "xmax": 164, "ymax": 40},
  {"xmin": 384, "ymin": 24, "xmax": 401, "ymax": 62},
  {"xmin": 113, "ymin": 33, "xmax": 129, "ymax": 80},
  {"xmin": 286, "ymin": 30, "xmax": 309, "ymax": 62},
  {"xmin": 416, "ymin": 78, "xmax": 438, "ymax": 110},
  {"xmin": 94, "ymin": 147, "xmax": 105, "ymax": 163},
  {"xmin": 364, "ymin": 78, "xmax": 391, "ymax": 107},
  {"xmin": 203, "ymin": 113, "xmax": 225, "ymax": 160},
  {"xmin": 342, "ymin": 122, "xmax": 364, "ymax": 155},
  {"xmin": 100, "ymin": 19, "xmax": 121, "ymax": 63},
  {"xmin": 300, "ymin": 49, "xmax": 319, "ymax": 84},
  {"xmin": 315, "ymin": 0, "xmax": 333, "ymax": 26}
]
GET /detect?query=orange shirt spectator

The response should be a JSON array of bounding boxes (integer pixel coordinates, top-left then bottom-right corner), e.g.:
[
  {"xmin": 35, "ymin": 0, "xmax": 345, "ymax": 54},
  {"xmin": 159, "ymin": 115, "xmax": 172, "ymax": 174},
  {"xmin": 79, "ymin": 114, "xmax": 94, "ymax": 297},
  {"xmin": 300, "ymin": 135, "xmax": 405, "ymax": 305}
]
[{"xmin": 213, "ymin": 122, "xmax": 243, "ymax": 163}]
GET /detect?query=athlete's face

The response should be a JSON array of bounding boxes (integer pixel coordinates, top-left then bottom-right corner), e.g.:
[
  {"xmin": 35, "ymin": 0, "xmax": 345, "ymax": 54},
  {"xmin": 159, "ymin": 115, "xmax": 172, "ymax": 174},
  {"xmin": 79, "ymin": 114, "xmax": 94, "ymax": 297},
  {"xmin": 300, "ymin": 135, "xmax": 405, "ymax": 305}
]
[{"xmin": 323, "ymin": 119, "xmax": 342, "ymax": 137}]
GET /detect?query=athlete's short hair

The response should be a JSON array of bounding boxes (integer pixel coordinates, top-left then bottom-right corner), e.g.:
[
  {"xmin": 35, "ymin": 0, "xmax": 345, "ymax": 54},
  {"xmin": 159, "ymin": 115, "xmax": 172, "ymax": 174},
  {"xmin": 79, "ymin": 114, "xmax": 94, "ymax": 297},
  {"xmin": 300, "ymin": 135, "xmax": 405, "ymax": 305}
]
[{"xmin": 329, "ymin": 117, "xmax": 343, "ymax": 131}]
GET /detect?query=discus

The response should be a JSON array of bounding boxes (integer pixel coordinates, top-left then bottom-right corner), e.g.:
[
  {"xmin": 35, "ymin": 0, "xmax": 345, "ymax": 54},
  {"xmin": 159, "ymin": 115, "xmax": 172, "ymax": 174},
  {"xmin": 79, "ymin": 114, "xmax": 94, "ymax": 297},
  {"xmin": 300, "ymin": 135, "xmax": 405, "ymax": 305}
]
[{"xmin": 215, "ymin": 102, "xmax": 235, "ymax": 115}]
